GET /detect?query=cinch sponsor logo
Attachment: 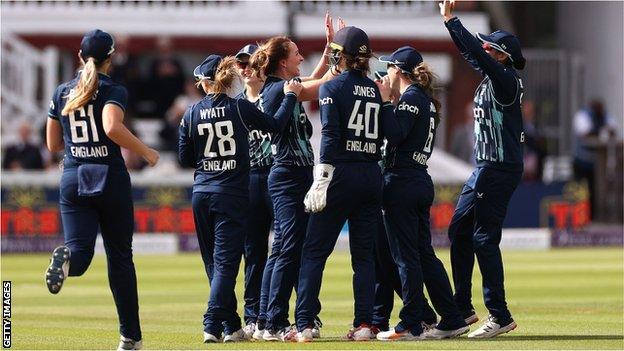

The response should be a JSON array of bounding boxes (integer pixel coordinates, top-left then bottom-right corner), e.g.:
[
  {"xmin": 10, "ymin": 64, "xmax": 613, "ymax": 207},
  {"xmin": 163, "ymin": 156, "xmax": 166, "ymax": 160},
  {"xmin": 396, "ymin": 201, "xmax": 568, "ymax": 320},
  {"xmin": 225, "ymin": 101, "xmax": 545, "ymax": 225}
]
[
  {"xmin": 398, "ymin": 101, "xmax": 419, "ymax": 114},
  {"xmin": 319, "ymin": 97, "xmax": 333, "ymax": 105}
]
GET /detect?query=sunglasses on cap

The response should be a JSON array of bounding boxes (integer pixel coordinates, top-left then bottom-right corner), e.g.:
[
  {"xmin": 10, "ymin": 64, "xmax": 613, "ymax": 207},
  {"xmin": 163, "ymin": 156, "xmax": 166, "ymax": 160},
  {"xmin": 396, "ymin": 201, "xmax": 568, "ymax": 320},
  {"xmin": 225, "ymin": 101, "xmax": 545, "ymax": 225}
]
[{"xmin": 236, "ymin": 60, "xmax": 249, "ymax": 69}]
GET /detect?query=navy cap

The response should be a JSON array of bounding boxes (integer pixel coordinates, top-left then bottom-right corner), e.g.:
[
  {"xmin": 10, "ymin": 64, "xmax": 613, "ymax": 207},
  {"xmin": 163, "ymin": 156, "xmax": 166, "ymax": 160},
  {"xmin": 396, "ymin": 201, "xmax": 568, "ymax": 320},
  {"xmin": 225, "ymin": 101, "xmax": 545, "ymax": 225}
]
[
  {"xmin": 330, "ymin": 26, "xmax": 370, "ymax": 56},
  {"xmin": 476, "ymin": 30, "xmax": 526, "ymax": 70},
  {"xmin": 378, "ymin": 46, "xmax": 423, "ymax": 73},
  {"xmin": 235, "ymin": 44, "xmax": 258, "ymax": 61},
  {"xmin": 80, "ymin": 29, "xmax": 115, "ymax": 62},
  {"xmin": 193, "ymin": 55, "xmax": 222, "ymax": 81}
]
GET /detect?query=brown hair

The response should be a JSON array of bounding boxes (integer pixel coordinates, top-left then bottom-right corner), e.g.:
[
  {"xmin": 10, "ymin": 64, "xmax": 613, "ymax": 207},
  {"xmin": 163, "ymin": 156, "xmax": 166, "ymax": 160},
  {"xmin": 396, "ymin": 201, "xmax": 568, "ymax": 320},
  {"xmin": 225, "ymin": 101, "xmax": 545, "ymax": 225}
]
[
  {"xmin": 407, "ymin": 62, "xmax": 441, "ymax": 124},
  {"xmin": 197, "ymin": 56, "xmax": 239, "ymax": 95},
  {"xmin": 340, "ymin": 52, "xmax": 371, "ymax": 76},
  {"xmin": 249, "ymin": 36, "xmax": 292, "ymax": 77},
  {"xmin": 62, "ymin": 57, "xmax": 100, "ymax": 115}
]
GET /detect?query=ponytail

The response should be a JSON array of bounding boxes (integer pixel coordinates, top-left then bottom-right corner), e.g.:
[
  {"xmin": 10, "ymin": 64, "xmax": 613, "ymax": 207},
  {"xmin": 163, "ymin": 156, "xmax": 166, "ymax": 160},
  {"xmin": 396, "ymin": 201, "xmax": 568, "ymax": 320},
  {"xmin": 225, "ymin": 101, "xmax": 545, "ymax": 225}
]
[
  {"xmin": 62, "ymin": 57, "xmax": 99, "ymax": 116},
  {"xmin": 341, "ymin": 52, "xmax": 371, "ymax": 76},
  {"xmin": 409, "ymin": 62, "xmax": 441, "ymax": 125},
  {"xmin": 197, "ymin": 56, "xmax": 239, "ymax": 96},
  {"xmin": 250, "ymin": 36, "xmax": 291, "ymax": 78}
]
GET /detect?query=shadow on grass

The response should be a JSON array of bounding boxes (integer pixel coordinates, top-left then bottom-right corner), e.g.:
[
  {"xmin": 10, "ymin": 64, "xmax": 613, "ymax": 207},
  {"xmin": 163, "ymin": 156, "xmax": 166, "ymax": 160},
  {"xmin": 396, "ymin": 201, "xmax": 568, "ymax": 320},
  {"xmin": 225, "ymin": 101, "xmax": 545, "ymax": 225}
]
[
  {"xmin": 487, "ymin": 335, "xmax": 624, "ymax": 341},
  {"xmin": 268, "ymin": 335, "xmax": 624, "ymax": 343}
]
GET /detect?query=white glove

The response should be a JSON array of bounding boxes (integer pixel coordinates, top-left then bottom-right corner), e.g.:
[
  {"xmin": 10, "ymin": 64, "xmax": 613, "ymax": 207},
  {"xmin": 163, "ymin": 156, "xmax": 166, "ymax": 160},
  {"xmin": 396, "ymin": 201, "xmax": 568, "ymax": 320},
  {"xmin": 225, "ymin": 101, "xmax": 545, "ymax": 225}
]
[{"xmin": 304, "ymin": 164, "xmax": 335, "ymax": 213}]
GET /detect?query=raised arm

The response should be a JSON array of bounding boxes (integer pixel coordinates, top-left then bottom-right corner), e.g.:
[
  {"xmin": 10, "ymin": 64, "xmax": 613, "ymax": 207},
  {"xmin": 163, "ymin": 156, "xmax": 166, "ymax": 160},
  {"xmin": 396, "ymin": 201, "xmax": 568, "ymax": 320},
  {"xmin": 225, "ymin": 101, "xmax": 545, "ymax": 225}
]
[
  {"xmin": 441, "ymin": 0, "xmax": 516, "ymax": 97},
  {"xmin": 302, "ymin": 12, "xmax": 346, "ymax": 82},
  {"xmin": 375, "ymin": 77, "xmax": 403, "ymax": 146},
  {"xmin": 298, "ymin": 69, "xmax": 336, "ymax": 102}
]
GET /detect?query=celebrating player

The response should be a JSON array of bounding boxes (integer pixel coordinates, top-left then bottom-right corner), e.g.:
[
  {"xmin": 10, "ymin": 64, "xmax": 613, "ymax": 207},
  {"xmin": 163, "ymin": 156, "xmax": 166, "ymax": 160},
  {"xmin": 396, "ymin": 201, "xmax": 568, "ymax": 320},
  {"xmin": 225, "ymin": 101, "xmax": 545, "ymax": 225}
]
[
  {"xmin": 248, "ymin": 12, "xmax": 341, "ymax": 341},
  {"xmin": 232, "ymin": 43, "xmax": 272, "ymax": 339},
  {"xmin": 292, "ymin": 26, "xmax": 398, "ymax": 342},
  {"xmin": 374, "ymin": 46, "xmax": 469, "ymax": 341},
  {"xmin": 44, "ymin": 29, "xmax": 159, "ymax": 350},
  {"xmin": 440, "ymin": 0, "xmax": 526, "ymax": 338},
  {"xmin": 178, "ymin": 54, "xmax": 302, "ymax": 343}
]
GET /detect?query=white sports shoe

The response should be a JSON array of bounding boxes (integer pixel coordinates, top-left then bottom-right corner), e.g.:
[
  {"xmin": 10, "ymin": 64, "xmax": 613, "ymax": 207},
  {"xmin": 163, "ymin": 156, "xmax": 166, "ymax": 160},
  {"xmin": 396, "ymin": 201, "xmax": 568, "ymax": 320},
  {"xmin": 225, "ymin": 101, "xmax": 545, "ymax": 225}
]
[
  {"xmin": 45, "ymin": 246, "xmax": 70, "ymax": 294},
  {"xmin": 252, "ymin": 327, "xmax": 265, "ymax": 340},
  {"xmin": 468, "ymin": 315, "xmax": 517, "ymax": 338},
  {"xmin": 262, "ymin": 327, "xmax": 289, "ymax": 341},
  {"xmin": 347, "ymin": 324, "xmax": 376, "ymax": 341},
  {"xmin": 376, "ymin": 328, "xmax": 425, "ymax": 341},
  {"xmin": 312, "ymin": 318, "xmax": 322, "ymax": 338},
  {"xmin": 423, "ymin": 325, "xmax": 470, "ymax": 339},
  {"xmin": 117, "ymin": 336, "xmax": 142, "ymax": 350},
  {"xmin": 242, "ymin": 323, "xmax": 256, "ymax": 339},
  {"xmin": 224, "ymin": 328, "xmax": 249, "ymax": 342},
  {"xmin": 203, "ymin": 331, "xmax": 221, "ymax": 343},
  {"xmin": 297, "ymin": 328, "xmax": 315, "ymax": 343}
]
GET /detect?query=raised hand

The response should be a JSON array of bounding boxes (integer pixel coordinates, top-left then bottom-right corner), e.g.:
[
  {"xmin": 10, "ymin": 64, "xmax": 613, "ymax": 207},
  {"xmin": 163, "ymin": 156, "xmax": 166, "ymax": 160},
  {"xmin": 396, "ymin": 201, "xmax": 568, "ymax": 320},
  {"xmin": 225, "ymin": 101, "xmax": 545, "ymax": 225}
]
[
  {"xmin": 439, "ymin": 0, "xmax": 455, "ymax": 21},
  {"xmin": 325, "ymin": 10, "xmax": 334, "ymax": 44},
  {"xmin": 375, "ymin": 76, "xmax": 392, "ymax": 102}
]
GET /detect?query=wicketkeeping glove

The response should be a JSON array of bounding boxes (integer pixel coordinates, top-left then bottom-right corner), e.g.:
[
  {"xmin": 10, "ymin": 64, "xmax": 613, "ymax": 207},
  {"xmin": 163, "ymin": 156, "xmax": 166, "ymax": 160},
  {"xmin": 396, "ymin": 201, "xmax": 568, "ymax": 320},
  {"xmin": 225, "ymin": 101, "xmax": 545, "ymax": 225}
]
[{"xmin": 304, "ymin": 164, "xmax": 335, "ymax": 213}]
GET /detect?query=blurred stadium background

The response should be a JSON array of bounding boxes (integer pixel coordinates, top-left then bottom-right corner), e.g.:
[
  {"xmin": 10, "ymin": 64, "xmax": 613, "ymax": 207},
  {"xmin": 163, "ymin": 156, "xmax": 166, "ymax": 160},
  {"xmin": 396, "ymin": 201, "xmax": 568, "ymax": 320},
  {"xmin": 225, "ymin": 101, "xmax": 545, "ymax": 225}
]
[
  {"xmin": 1, "ymin": 0, "xmax": 622, "ymax": 253},
  {"xmin": 1, "ymin": 1, "xmax": 623, "ymax": 349}
]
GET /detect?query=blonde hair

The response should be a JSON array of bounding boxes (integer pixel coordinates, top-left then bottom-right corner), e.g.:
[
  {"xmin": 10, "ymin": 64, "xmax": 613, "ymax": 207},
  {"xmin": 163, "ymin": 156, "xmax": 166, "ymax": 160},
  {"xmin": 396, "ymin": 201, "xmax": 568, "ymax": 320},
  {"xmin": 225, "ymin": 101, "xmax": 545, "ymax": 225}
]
[
  {"xmin": 62, "ymin": 57, "xmax": 100, "ymax": 116},
  {"xmin": 197, "ymin": 56, "xmax": 239, "ymax": 95},
  {"xmin": 407, "ymin": 62, "xmax": 441, "ymax": 123},
  {"xmin": 249, "ymin": 36, "xmax": 292, "ymax": 78}
]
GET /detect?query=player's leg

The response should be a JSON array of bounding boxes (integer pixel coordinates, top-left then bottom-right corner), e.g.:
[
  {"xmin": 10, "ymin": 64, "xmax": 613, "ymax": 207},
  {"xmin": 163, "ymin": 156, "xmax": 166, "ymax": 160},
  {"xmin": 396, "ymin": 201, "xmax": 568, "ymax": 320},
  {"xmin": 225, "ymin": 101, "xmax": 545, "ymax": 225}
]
[
  {"xmin": 415, "ymin": 176, "xmax": 468, "ymax": 339},
  {"xmin": 469, "ymin": 169, "xmax": 521, "ymax": 338},
  {"xmin": 96, "ymin": 169, "xmax": 142, "ymax": 344},
  {"xmin": 265, "ymin": 165, "xmax": 312, "ymax": 335},
  {"xmin": 295, "ymin": 172, "xmax": 350, "ymax": 339},
  {"xmin": 372, "ymin": 218, "xmax": 396, "ymax": 332},
  {"xmin": 448, "ymin": 169, "xmax": 479, "ymax": 321},
  {"xmin": 378, "ymin": 200, "xmax": 425, "ymax": 340},
  {"xmin": 47, "ymin": 169, "xmax": 99, "ymax": 294},
  {"xmin": 254, "ymin": 217, "xmax": 280, "ymax": 339},
  {"xmin": 373, "ymin": 216, "xmax": 437, "ymax": 331},
  {"xmin": 208, "ymin": 193, "xmax": 248, "ymax": 342},
  {"xmin": 243, "ymin": 168, "xmax": 272, "ymax": 330}
]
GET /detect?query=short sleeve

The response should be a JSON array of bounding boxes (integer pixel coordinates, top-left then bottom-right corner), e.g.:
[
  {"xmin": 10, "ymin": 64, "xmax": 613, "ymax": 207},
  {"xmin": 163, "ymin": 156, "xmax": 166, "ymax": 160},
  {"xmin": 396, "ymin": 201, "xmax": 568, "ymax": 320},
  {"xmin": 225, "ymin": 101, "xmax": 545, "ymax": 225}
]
[
  {"xmin": 104, "ymin": 85, "xmax": 128, "ymax": 112},
  {"xmin": 47, "ymin": 86, "xmax": 62, "ymax": 120}
]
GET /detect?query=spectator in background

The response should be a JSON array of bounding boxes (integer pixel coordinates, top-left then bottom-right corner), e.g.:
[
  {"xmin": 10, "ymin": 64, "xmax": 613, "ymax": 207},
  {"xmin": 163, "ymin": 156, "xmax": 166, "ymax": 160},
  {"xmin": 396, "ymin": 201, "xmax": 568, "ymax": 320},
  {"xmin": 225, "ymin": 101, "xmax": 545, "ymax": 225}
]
[
  {"xmin": 521, "ymin": 100, "xmax": 545, "ymax": 181},
  {"xmin": 2, "ymin": 120, "xmax": 44, "ymax": 170},
  {"xmin": 110, "ymin": 34, "xmax": 140, "ymax": 118},
  {"xmin": 149, "ymin": 37, "xmax": 185, "ymax": 121},
  {"xmin": 160, "ymin": 79, "xmax": 203, "ymax": 151},
  {"xmin": 573, "ymin": 99, "xmax": 618, "ymax": 218},
  {"xmin": 450, "ymin": 102, "xmax": 475, "ymax": 164}
]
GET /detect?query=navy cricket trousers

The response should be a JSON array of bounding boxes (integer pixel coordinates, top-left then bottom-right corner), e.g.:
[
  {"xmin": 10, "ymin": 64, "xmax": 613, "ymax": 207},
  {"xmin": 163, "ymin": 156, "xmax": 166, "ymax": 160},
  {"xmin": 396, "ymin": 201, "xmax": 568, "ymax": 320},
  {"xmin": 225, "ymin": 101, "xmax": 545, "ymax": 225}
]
[
  {"xmin": 244, "ymin": 167, "xmax": 273, "ymax": 325},
  {"xmin": 265, "ymin": 164, "xmax": 313, "ymax": 331},
  {"xmin": 296, "ymin": 163, "xmax": 381, "ymax": 331},
  {"xmin": 59, "ymin": 167, "xmax": 141, "ymax": 341},
  {"xmin": 372, "ymin": 217, "xmax": 437, "ymax": 330},
  {"xmin": 448, "ymin": 167, "xmax": 522, "ymax": 323},
  {"xmin": 192, "ymin": 192, "xmax": 247, "ymax": 336},
  {"xmin": 383, "ymin": 169, "xmax": 466, "ymax": 333}
]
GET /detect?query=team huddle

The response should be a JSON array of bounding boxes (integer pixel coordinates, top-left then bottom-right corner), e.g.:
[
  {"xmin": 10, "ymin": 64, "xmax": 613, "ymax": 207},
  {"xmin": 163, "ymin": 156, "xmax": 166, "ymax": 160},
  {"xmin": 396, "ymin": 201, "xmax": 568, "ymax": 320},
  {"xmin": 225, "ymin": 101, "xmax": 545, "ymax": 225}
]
[{"xmin": 43, "ymin": 0, "xmax": 526, "ymax": 349}]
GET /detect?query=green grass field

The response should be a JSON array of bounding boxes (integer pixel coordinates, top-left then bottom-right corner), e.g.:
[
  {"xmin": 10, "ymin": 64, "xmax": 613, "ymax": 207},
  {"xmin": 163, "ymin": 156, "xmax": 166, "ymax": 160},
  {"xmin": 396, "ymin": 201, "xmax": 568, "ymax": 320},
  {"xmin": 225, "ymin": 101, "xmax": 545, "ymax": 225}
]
[{"xmin": 2, "ymin": 248, "xmax": 623, "ymax": 350}]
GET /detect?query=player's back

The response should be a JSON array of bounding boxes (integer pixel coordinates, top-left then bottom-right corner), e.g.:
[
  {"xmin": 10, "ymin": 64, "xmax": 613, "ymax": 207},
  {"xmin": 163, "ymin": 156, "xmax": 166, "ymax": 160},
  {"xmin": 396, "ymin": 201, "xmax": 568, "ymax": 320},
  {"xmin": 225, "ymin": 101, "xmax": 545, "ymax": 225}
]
[
  {"xmin": 49, "ymin": 73, "xmax": 127, "ymax": 169},
  {"xmin": 319, "ymin": 70, "xmax": 384, "ymax": 164},
  {"xmin": 385, "ymin": 85, "xmax": 439, "ymax": 171},
  {"xmin": 181, "ymin": 93, "xmax": 252, "ymax": 197}
]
